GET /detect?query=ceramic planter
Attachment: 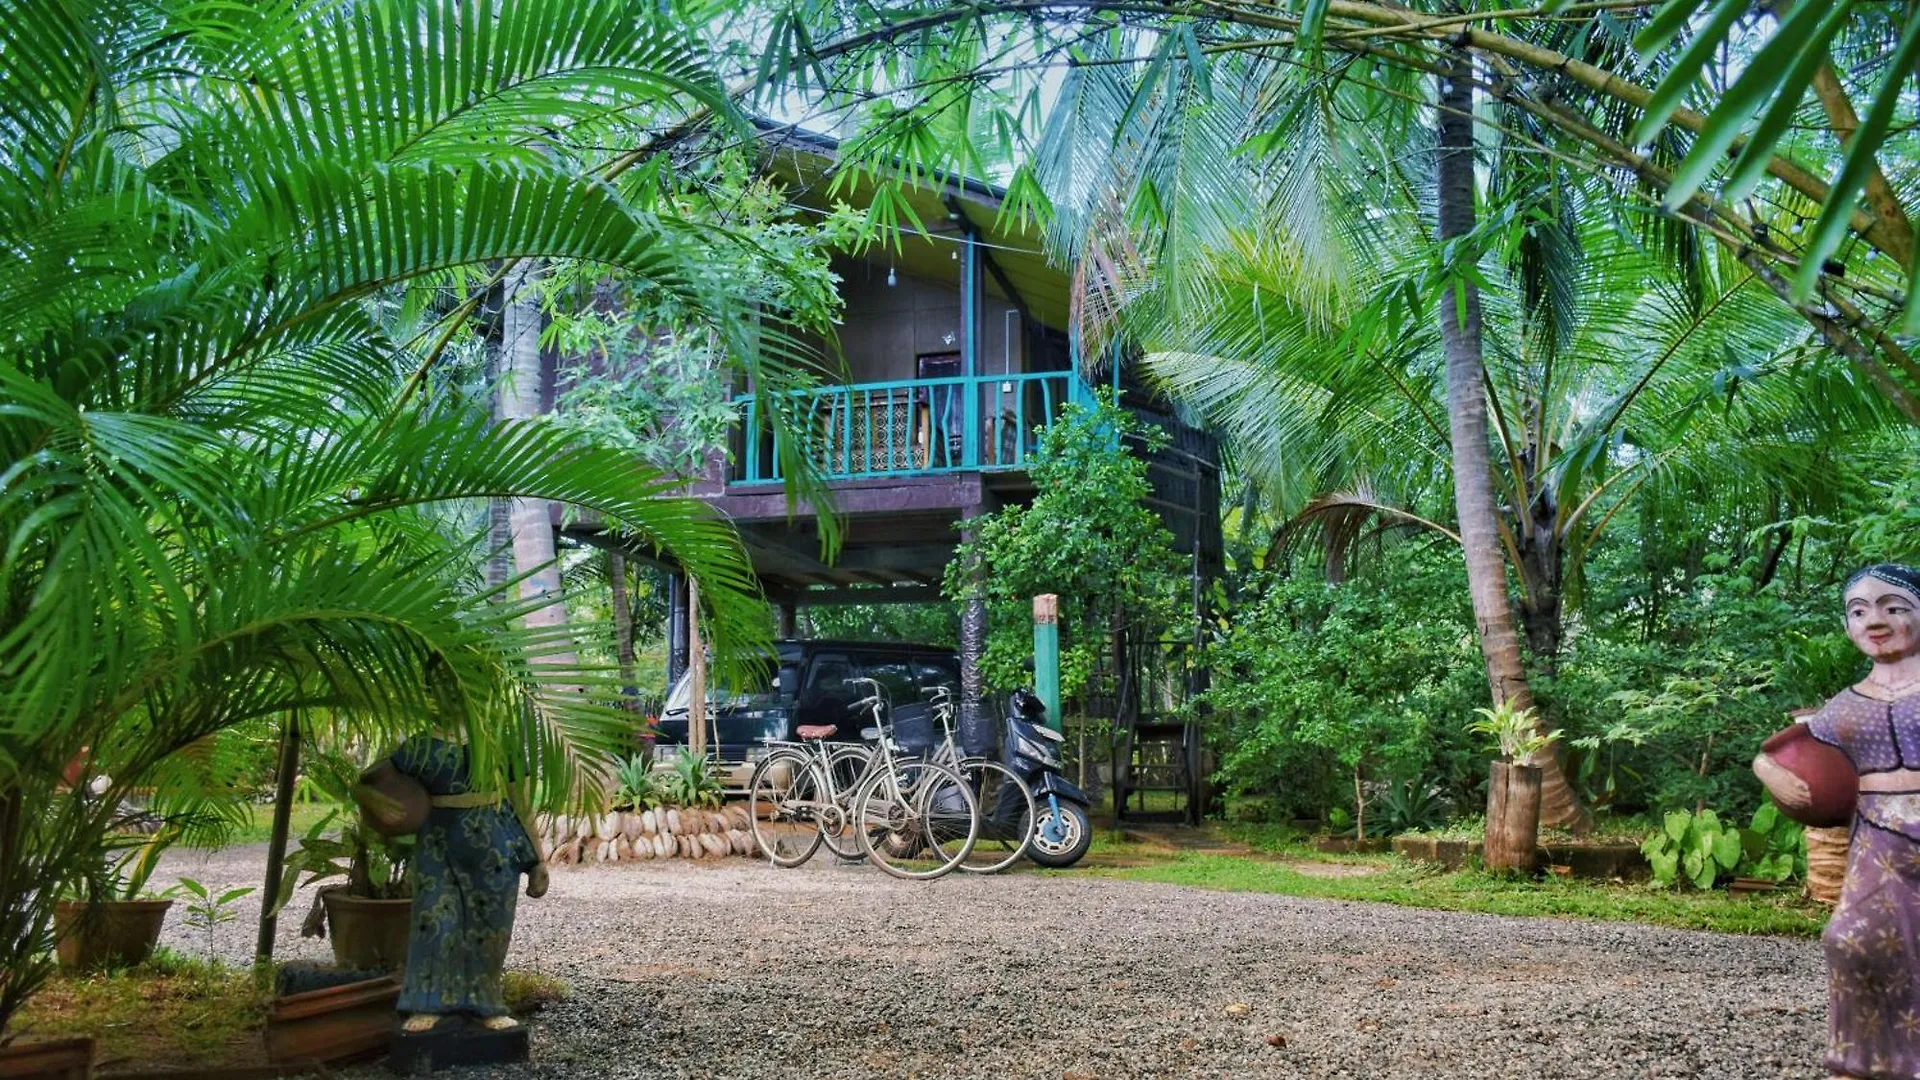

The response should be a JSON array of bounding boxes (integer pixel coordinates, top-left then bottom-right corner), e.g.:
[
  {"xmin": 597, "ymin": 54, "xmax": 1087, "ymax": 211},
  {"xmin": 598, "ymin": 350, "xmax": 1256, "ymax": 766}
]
[
  {"xmin": 319, "ymin": 891, "xmax": 411, "ymax": 971},
  {"xmin": 52, "ymin": 899, "xmax": 171, "ymax": 971}
]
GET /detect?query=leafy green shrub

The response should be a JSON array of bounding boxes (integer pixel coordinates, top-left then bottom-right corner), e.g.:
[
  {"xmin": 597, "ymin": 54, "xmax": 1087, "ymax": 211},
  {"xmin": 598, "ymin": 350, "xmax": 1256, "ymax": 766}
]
[
  {"xmin": 1736, "ymin": 801, "xmax": 1807, "ymax": 884},
  {"xmin": 1642, "ymin": 801, "xmax": 1806, "ymax": 889},
  {"xmin": 1204, "ymin": 548, "xmax": 1489, "ymax": 823},
  {"xmin": 1643, "ymin": 809, "xmax": 1743, "ymax": 889},
  {"xmin": 944, "ymin": 394, "xmax": 1188, "ymax": 698}
]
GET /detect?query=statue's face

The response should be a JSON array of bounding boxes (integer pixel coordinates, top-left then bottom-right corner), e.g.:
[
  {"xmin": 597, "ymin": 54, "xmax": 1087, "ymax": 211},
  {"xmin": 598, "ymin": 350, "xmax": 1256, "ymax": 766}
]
[{"xmin": 1844, "ymin": 577, "xmax": 1920, "ymax": 664}]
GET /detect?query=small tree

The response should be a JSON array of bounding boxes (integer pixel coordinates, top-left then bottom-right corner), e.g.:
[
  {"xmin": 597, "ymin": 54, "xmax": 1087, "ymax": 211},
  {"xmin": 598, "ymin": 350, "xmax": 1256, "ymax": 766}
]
[{"xmin": 943, "ymin": 395, "xmax": 1187, "ymax": 701}]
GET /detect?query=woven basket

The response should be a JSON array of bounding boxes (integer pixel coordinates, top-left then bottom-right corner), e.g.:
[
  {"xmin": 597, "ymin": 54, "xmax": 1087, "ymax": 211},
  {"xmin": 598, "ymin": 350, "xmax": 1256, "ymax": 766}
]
[{"xmin": 1805, "ymin": 825, "xmax": 1850, "ymax": 906}]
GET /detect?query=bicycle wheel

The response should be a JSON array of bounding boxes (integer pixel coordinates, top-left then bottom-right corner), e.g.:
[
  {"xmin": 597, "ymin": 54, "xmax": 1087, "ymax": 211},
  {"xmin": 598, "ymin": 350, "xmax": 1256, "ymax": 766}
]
[
  {"xmin": 748, "ymin": 749, "xmax": 824, "ymax": 868},
  {"xmin": 853, "ymin": 758, "xmax": 978, "ymax": 880},
  {"xmin": 955, "ymin": 759, "xmax": 1035, "ymax": 874},
  {"xmin": 821, "ymin": 744, "xmax": 873, "ymax": 862}
]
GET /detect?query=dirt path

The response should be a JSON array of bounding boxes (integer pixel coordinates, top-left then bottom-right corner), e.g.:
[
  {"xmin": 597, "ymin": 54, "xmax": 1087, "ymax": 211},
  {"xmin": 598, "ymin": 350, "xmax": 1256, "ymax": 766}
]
[{"xmin": 157, "ymin": 846, "xmax": 1826, "ymax": 1079}]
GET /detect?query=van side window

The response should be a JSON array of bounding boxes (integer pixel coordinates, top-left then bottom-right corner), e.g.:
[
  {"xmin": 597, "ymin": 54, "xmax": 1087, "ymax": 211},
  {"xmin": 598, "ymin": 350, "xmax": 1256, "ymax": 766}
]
[
  {"xmin": 857, "ymin": 655, "xmax": 917, "ymax": 706},
  {"xmin": 912, "ymin": 657, "xmax": 960, "ymax": 696}
]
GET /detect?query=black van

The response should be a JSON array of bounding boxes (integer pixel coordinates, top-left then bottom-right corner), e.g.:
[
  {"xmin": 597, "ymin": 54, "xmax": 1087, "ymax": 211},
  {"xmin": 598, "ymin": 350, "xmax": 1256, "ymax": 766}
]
[{"xmin": 654, "ymin": 640, "xmax": 961, "ymax": 785}]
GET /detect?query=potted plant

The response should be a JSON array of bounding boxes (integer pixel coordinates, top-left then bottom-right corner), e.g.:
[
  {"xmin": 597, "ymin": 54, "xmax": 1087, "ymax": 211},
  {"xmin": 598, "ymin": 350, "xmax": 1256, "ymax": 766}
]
[
  {"xmin": 52, "ymin": 827, "xmax": 177, "ymax": 972},
  {"xmin": 1468, "ymin": 703, "xmax": 1560, "ymax": 873},
  {"xmin": 270, "ymin": 752, "xmax": 414, "ymax": 971}
]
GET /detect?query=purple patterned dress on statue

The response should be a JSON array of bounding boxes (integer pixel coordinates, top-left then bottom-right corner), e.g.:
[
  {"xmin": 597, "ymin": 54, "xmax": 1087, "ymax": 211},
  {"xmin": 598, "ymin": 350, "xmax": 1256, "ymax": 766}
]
[{"xmin": 1809, "ymin": 687, "xmax": 1920, "ymax": 1079}]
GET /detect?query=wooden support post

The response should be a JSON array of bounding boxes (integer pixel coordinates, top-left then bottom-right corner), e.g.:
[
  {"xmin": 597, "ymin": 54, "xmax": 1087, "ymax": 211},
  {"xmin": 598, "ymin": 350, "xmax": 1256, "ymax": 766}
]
[
  {"xmin": 256, "ymin": 714, "xmax": 301, "ymax": 963},
  {"xmin": 1032, "ymin": 595, "xmax": 1062, "ymax": 734},
  {"xmin": 777, "ymin": 602, "xmax": 797, "ymax": 640},
  {"xmin": 1484, "ymin": 760, "xmax": 1542, "ymax": 873},
  {"xmin": 687, "ymin": 577, "xmax": 705, "ymax": 757}
]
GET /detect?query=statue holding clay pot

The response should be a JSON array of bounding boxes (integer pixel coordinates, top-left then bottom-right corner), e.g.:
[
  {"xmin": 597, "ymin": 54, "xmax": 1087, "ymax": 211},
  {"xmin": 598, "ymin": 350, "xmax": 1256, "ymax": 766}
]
[
  {"xmin": 1755, "ymin": 563, "xmax": 1920, "ymax": 1080},
  {"xmin": 356, "ymin": 732, "xmax": 548, "ymax": 1036}
]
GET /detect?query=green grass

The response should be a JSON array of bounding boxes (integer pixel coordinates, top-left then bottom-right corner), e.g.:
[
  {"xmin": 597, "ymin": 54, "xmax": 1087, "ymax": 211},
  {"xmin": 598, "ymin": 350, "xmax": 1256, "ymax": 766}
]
[
  {"xmin": 1094, "ymin": 852, "xmax": 1831, "ymax": 937},
  {"xmin": 502, "ymin": 969, "xmax": 569, "ymax": 1015},
  {"xmin": 188, "ymin": 801, "xmax": 341, "ymax": 848},
  {"xmin": 11, "ymin": 948, "xmax": 268, "ymax": 1069}
]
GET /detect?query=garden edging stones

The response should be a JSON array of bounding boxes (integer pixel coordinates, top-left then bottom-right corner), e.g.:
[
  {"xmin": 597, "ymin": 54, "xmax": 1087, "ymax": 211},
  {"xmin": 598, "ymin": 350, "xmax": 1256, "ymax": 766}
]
[{"xmin": 535, "ymin": 804, "xmax": 758, "ymax": 866}]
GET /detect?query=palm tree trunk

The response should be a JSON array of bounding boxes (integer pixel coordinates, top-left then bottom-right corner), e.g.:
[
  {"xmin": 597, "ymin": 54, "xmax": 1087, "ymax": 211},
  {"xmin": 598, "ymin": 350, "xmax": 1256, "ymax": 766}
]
[
  {"xmin": 1436, "ymin": 49, "xmax": 1588, "ymax": 832},
  {"xmin": 499, "ymin": 263, "xmax": 577, "ymax": 651}
]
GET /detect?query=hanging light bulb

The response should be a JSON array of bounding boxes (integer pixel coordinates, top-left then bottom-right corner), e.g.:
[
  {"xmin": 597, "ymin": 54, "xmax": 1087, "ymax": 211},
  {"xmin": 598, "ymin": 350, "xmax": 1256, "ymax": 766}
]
[{"xmin": 886, "ymin": 265, "xmax": 896, "ymax": 287}]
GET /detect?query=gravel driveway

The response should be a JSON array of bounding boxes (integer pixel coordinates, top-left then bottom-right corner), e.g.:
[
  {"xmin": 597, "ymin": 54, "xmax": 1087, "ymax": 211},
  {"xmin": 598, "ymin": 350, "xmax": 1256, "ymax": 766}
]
[{"xmin": 156, "ymin": 846, "xmax": 1829, "ymax": 1079}]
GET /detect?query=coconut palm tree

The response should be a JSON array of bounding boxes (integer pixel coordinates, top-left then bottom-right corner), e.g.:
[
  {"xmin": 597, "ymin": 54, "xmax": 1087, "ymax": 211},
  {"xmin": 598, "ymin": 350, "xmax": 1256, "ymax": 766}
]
[{"xmin": 0, "ymin": 0, "xmax": 824, "ymax": 1028}]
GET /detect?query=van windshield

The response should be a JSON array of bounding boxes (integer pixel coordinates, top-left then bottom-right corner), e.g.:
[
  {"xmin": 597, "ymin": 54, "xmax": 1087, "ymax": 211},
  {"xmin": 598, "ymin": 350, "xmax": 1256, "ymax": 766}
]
[{"xmin": 664, "ymin": 668, "xmax": 786, "ymax": 713}]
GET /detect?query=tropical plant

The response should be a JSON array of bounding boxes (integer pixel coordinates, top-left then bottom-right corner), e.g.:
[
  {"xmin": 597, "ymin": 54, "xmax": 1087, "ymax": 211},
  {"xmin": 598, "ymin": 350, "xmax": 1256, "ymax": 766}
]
[
  {"xmin": 659, "ymin": 754, "xmax": 725, "ymax": 811},
  {"xmin": 271, "ymin": 808, "xmax": 414, "ymax": 913},
  {"xmin": 1205, "ymin": 550, "xmax": 1488, "ymax": 829},
  {"xmin": 0, "ymin": 0, "xmax": 828, "ymax": 1031},
  {"xmin": 173, "ymin": 878, "xmax": 256, "ymax": 974},
  {"xmin": 1739, "ymin": 800, "xmax": 1809, "ymax": 886},
  {"xmin": 1468, "ymin": 704, "xmax": 1561, "ymax": 765},
  {"xmin": 1642, "ymin": 808, "xmax": 1746, "ymax": 890},
  {"xmin": 612, "ymin": 753, "xmax": 664, "ymax": 812},
  {"xmin": 1371, "ymin": 778, "xmax": 1451, "ymax": 838}
]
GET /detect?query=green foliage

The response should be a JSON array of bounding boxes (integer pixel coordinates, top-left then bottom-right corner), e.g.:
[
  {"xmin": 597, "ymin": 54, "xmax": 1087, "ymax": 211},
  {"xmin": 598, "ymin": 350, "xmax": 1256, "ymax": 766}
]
[
  {"xmin": 1371, "ymin": 778, "xmax": 1450, "ymax": 837},
  {"xmin": 1104, "ymin": 853, "xmax": 1828, "ymax": 938},
  {"xmin": 944, "ymin": 395, "xmax": 1187, "ymax": 697},
  {"xmin": 611, "ymin": 752, "xmax": 667, "ymax": 811},
  {"xmin": 1467, "ymin": 703, "xmax": 1559, "ymax": 763},
  {"xmin": 1738, "ymin": 801, "xmax": 1809, "ymax": 886},
  {"xmin": 1548, "ymin": 562, "xmax": 1854, "ymax": 817},
  {"xmin": 1204, "ymin": 548, "xmax": 1488, "ymax": 821},
  {"xmin": 173, "ymin": 878, "xmax": 255, "ymax": 971},
  {"xmin": 658, "ymin": 754, "xmax": 725, "ymax": 810},
  {"xmin": 272, "ymin": 808, "xmax": 414, "ymax": 908},
  {"xmin": 1640, "ymin": 801, "xmax": 1804, "ymax": 892},
  {"xmin": 0, "ymin": 0, "xmax": 821, "ymax": 1031},
  {"xmin": 1642, "ymin": 809, "xmax": 1744, "ymax": 890},
  {"xmin": 804, "ymin": 603, "xmax": 959, "ymax": 647}
]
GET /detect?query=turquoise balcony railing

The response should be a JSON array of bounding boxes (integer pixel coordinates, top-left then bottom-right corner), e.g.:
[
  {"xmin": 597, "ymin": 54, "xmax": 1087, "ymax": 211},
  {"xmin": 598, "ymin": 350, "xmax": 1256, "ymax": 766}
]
[{"xmin": 732, "ymin": 371, "xmax": 1084, "ymax": 484}]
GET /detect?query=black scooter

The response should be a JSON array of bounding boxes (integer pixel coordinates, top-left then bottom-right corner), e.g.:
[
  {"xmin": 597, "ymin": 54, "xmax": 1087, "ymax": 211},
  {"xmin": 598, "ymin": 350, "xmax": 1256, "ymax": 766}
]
[{"xmin": 1000, "ymin": 688, "xmax": 1093, "ymax": 868}]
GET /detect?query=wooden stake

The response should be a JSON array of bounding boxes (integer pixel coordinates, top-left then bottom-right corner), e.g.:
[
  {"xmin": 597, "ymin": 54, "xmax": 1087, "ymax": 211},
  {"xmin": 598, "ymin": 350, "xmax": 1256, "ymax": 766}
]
[{"xmin": 688, "ymin": 577, "xmax": 706, "ymax": 757}]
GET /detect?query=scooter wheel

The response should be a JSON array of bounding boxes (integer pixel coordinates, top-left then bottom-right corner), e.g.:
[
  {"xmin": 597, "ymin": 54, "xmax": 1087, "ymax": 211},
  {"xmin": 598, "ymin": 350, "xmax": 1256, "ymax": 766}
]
[{"xmin": 1026, "ymin": 800, "xmax": 1092, "ymax": 868}]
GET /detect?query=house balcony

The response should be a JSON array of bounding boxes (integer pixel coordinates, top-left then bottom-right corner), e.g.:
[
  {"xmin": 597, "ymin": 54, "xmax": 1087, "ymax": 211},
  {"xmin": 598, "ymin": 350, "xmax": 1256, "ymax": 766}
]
[{"xmin": 730, "ymin": 369, "xmax": 1087, "ymax": 486}]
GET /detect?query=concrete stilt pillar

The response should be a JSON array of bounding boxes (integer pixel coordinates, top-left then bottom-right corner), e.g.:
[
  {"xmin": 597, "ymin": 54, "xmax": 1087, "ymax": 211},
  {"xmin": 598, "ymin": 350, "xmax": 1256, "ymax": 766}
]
[
  {"xmin": 777, "ymin": 602, "xmax": 797, "ymax": 639},
  {"xmin": 667, "ymin": 572, "xmax": 690, "ymax": 688}
]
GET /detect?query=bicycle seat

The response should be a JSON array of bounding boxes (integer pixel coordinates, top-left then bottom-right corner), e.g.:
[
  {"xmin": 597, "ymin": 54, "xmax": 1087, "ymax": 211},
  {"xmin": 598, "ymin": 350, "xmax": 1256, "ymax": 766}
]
[
  {"xmin": 860, "ymin": 726, "xmax": 881, "ymax": 741},
  {"xmin": 797, "ymin": 724, "xmax": 838, "ymax": 740}
]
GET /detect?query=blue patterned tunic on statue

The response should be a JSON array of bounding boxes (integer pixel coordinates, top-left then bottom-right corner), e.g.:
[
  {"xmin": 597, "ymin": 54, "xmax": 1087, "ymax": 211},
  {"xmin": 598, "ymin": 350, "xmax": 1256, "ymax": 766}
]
[{"xmin": 390, "ymin": 736, "xmax": 536, "ymax": 1018}]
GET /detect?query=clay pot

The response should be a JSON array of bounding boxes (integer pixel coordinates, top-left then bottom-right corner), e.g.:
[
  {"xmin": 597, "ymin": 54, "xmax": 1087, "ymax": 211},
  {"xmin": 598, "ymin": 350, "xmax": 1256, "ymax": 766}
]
[
  {"xmin": 321, "ymin": 890, "xmax": 413, "ymax": 971},
  {"xmin": 0, "ymin": 1036, "xmax": 95, "ymax": 1080},
  {"xmin": 53, "ymin": 899, "xmax": 170, "ymax": 971}
]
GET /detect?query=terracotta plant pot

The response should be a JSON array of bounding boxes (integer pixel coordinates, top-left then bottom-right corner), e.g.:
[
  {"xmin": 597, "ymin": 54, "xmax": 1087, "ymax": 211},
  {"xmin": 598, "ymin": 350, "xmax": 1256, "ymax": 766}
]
[
  {"xmin": 53, "ymin": 900, "xmax": 170, "ymax": 971},
  {"xmin": 0, "ymin": 1036, "xmax": 95, "ymax": 1080},
  {"xmin": 320, "ymin": 891, "xmax": 412, "ymax": 971}
]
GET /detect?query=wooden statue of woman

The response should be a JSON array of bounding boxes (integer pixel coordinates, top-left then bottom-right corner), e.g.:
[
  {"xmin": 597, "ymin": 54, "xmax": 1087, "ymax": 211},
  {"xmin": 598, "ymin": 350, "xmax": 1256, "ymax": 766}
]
[
  {"xmin": 1798, "ymin": 563, "xmax": 1920, "ymax": 1079},
  {"xmin": 360, "ymin": 734, "xmax": 548, "ymax": 1035}
]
